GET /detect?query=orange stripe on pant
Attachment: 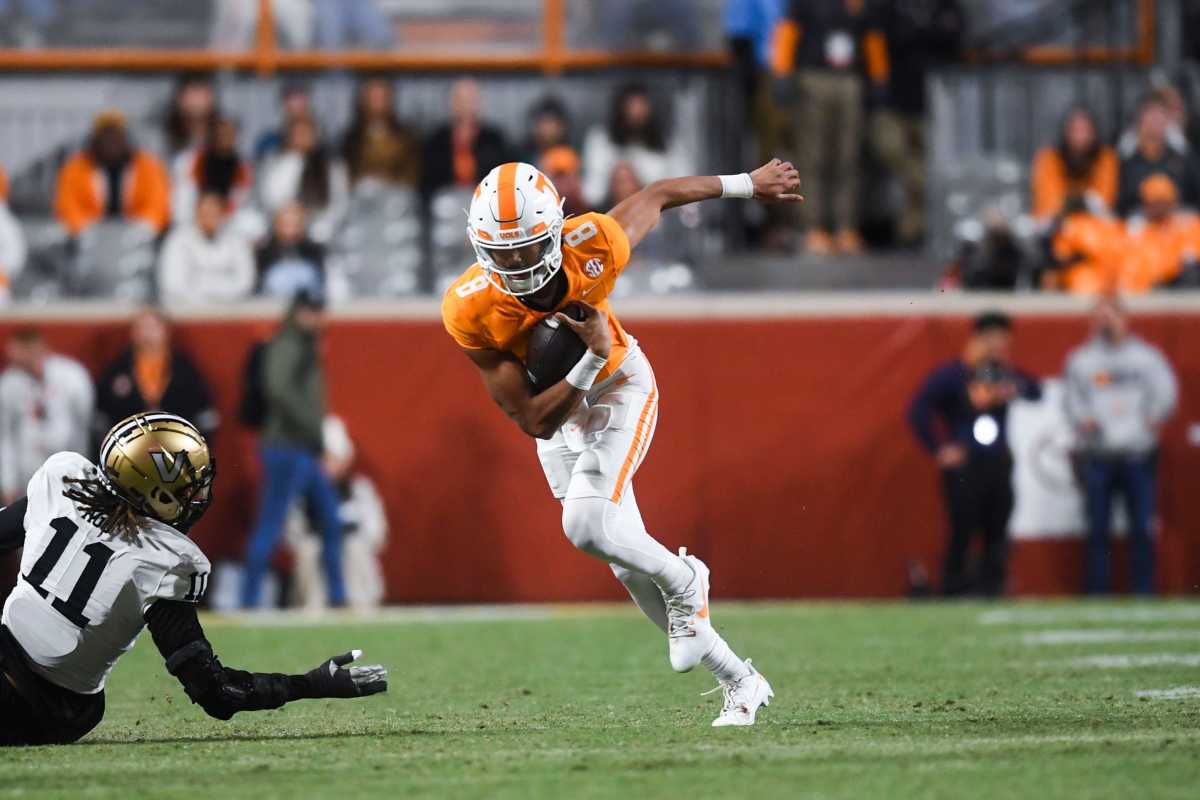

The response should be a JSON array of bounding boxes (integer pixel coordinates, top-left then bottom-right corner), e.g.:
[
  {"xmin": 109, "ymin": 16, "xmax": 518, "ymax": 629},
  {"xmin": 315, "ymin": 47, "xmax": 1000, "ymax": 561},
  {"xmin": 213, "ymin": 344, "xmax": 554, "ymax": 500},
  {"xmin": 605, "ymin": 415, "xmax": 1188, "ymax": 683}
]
[
  {"xmin": 610, "ymin": 386, "xmax": 658, "ymax": 503},
  {"xmin": 497, "ymin": 162, "xmax": 519, "ymax": 229},
  {"xmin": 632, "ymin": 402, "xmax": 659, "ymax": 474}
]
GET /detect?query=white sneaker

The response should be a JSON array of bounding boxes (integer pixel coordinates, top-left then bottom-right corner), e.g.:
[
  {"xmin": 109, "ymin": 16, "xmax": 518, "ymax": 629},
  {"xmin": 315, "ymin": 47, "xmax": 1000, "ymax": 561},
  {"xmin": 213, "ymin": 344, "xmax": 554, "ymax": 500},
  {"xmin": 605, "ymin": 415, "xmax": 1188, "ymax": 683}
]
[
  {"xmin": 665, "ymin": 547, "xmax": 716, "ymax": 672},
  {"xmin": 708, "ymin": 660, "xmax": 774, "ymax": 727}
]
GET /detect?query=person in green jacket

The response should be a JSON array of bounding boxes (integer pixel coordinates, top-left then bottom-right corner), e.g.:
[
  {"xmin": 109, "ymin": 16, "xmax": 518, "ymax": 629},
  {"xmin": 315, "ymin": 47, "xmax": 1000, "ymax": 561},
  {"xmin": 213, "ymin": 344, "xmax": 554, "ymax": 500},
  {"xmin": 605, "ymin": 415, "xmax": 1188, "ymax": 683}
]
[{"xmin": 241, "ymin": 290, "xmax": 346, "ymax": 607}]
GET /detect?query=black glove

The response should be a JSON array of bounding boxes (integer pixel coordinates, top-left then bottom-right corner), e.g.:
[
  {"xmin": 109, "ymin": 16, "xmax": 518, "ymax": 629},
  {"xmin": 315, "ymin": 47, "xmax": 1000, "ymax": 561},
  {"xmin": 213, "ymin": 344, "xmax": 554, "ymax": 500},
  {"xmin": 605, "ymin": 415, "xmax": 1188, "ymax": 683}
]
[{"xmin": 298, "ymin": 650, "xmax": 388, "ymax": 699}]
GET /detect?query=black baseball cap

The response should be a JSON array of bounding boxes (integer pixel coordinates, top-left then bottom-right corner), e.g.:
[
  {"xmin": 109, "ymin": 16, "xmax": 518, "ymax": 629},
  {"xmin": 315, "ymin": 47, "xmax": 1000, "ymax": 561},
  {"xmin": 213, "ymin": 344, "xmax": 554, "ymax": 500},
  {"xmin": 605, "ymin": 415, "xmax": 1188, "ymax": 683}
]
[{"xmin": 973, "ymin": 310, "xmax": 1012, "ymax": 333}]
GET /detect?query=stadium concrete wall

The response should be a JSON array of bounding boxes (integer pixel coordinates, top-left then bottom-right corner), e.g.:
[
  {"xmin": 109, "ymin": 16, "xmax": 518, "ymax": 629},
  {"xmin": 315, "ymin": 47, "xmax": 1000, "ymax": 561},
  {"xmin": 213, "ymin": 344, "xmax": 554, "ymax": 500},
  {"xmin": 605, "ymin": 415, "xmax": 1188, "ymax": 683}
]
[{"xmin": 1, "ymin": 295, "xmax": 1198, "ymax": 601}]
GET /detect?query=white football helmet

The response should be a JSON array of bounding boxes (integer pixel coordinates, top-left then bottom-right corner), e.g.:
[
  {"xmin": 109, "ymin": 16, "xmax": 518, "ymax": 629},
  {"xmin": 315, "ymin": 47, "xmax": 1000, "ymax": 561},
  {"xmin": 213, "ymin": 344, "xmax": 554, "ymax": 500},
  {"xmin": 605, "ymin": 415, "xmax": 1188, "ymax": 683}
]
[{"xmin": 467, "ymin": 162, "xmax": 566, "ymax": 297}]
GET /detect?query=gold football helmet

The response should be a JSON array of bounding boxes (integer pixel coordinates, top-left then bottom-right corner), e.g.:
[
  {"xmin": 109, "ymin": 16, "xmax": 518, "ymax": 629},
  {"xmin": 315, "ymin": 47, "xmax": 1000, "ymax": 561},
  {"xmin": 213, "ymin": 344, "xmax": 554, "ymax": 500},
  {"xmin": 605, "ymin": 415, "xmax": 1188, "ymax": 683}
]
[{"xmin": 96, "ymin": 412, "xmax": 215, "ymax": 530}]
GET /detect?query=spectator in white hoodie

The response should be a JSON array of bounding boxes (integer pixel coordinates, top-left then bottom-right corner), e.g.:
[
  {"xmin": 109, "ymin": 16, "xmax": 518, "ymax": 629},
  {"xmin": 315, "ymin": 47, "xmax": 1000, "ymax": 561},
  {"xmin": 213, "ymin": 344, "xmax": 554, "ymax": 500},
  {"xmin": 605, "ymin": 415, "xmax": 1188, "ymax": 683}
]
[
  {"xmin": 158, "ymin": 191, "xmax": 255, "ymax": 307},
  {"xmin": 0, "ymin": 328, "xmax": 94, "ymax": 505},
  {"xmin": 581, "ymin": 83, "xmax": 690, "ymax": 209},
  {"xmin": 1063, "ymin": 296, "xmax": 1179, "ymax": 595},
  {"xmin": 257, "ymin": 115, "xmax": 349, "ymax": 244}
]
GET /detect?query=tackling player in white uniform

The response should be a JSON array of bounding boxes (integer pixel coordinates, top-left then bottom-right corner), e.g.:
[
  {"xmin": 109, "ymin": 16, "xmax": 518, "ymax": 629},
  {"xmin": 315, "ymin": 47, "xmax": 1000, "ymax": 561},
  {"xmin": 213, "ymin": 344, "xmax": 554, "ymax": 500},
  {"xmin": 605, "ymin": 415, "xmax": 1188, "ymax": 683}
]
[{"xmin": 0, "ymin": 412, "xmax": 387, "ymax": 746}]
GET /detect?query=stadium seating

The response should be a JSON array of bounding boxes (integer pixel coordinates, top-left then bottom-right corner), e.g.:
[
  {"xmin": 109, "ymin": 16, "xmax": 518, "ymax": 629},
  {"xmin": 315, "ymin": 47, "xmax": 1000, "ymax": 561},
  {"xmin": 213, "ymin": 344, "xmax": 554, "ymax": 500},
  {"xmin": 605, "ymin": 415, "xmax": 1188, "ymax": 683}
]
[
  {"xmin": 430, "ymin": 187, "xmax": 477, "ymax": 295},
  {"xmin": 69, "ymin": 221, "xmax": 157, "ymax": 302},
  {"xmin": 329, "ymin": 183, "xmax": 423, "ymax": 297}
]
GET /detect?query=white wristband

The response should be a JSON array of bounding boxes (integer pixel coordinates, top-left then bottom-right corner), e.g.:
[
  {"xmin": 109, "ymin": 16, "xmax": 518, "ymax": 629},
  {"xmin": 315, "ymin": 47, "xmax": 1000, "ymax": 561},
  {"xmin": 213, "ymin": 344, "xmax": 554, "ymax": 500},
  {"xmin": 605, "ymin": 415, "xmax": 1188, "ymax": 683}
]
[
  {"xmin": 719, "ymin": 173, "xmax": 754, "ymax": 199},
  {"xmin": 565, "ymin": 350, "xmax": 608, "ymax": 391}
]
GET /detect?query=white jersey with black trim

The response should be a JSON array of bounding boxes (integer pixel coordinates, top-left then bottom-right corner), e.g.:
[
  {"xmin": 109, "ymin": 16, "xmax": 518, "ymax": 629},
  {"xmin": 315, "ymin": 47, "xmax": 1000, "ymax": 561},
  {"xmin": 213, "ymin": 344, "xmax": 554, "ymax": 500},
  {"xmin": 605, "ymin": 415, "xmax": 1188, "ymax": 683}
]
[{"xmin": 0, "ymin": 451, "xmax": 211, "ymax": 694}]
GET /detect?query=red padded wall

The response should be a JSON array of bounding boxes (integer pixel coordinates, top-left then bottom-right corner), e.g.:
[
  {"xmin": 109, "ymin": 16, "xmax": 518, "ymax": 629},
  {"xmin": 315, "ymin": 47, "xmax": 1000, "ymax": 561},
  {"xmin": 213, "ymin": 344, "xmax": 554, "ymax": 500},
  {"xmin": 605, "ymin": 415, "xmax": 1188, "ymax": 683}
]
[{"xmin": 1, "ymin": 311, "xmax": 1196, "ymax": 601}]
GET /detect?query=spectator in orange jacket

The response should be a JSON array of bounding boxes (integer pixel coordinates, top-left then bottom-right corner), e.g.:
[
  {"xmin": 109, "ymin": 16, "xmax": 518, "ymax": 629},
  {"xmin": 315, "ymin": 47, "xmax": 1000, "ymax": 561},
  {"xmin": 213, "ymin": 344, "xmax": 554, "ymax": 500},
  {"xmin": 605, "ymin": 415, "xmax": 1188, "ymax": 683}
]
[
  {"xmin": 54, "ymin": 110, "xmax": 171, "ymax": 236},
  {"xmin": 1047, "ymin": 201, "xmax": 1125, "ymax": 294},
  {"xmin": 1032, "ymin": 107, "xmax": 1118, "ymax": 226},
  {"xmin": 1120, "ymin": 174, "xmax": 1200, "ymax": 292}
]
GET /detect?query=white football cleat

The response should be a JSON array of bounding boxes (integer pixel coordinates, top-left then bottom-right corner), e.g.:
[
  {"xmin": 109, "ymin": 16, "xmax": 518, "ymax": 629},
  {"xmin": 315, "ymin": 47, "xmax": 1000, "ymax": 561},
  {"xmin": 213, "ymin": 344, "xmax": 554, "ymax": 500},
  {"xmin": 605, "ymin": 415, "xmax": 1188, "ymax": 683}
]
[
  {"xmin": 665, "ymin": 547, "xmax": 716, "ymax": 672},
  {"xmin": 709, "ymin": 660, "xmax": 774, "ymax": 728}
]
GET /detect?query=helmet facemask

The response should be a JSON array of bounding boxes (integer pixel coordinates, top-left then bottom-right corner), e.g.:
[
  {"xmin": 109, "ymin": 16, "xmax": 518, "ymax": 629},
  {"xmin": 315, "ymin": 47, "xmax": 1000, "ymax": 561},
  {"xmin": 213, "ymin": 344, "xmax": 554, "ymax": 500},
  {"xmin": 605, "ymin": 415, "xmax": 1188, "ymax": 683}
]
[{"xmin": 469, "ymin": 204, "xmax": 565, "ymax": 298}]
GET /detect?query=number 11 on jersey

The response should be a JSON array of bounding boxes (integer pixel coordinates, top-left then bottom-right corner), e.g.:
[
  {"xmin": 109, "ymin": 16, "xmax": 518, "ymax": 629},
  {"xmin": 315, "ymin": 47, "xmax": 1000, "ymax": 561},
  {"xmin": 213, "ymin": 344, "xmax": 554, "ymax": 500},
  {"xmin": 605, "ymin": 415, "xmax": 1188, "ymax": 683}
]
[{"xmin": 23, "ymin": 517, "xmax": 114, "ymax": 628}]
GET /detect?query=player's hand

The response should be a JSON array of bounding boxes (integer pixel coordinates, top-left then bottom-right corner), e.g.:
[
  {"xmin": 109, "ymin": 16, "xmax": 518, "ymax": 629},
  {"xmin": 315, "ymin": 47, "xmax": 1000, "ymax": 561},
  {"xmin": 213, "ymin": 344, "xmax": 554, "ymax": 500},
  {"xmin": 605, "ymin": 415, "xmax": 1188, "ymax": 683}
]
[
  {"xmin": 936, "ymin": 443, "xmax": 967, "ymax": 469},
  {"xmin": 750, "ymin": 158, "xmax": 803, "ymax": 203},
  {"xmin": 556, "ymin": 301, "xmax": 612, "ymax": 359},
  {"xmin": 303, "ymin": 650, "xmax": 388, "ymax": 699}
]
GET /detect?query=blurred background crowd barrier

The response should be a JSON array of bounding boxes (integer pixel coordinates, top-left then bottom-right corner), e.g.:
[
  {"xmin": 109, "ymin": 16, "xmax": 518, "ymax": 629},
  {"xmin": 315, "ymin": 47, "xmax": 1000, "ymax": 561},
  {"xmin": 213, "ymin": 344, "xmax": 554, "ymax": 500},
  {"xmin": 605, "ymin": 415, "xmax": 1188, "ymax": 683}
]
[{"xmin": 1, "ymin": 296, "xmax": 1197, "ymax": 602}]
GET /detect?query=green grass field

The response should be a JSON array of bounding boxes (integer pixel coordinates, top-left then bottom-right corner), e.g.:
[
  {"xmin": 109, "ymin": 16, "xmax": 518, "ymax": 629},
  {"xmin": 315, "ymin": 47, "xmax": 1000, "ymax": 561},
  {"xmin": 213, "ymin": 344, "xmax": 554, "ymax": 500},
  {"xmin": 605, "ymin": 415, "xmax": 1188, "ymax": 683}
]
[{"xmin": 3, "ymin": 600, "xmax": 1200, "ymax": 799}]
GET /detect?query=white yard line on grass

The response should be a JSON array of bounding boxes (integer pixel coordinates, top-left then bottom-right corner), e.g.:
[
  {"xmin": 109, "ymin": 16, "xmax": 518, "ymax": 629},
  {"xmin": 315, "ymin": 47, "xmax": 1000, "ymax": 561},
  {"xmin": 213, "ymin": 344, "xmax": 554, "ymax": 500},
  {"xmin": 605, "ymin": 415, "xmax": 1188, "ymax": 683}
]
[
  {"xmin": 980, "ymin": 606, "xmax": 1200, "ymax": 626},
  {"xmin": 1135, "ymin": 686, "xmax": 1200, "ymax": 700},
  {"xmin": 1022, "ymin": 629, "xmax": 1200, "ymax": 645},
  {"xmin": 1052, "ymin": 653, "xmax": 1200, "ymax": 669}
]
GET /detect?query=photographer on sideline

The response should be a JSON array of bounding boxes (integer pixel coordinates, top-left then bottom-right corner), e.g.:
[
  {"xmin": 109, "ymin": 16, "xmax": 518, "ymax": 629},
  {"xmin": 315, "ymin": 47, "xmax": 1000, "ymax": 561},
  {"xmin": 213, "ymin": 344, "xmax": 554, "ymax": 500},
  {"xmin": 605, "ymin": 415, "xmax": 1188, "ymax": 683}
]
[{"xmin": 908, "ymin": 312, "xmax": 1042, "ymax": 596}]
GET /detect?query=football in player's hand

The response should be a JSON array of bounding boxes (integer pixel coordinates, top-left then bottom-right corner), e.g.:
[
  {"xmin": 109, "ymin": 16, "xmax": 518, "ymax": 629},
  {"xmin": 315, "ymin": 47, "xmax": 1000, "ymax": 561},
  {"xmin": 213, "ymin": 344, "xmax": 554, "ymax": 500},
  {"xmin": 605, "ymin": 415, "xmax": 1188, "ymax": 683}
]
[{"xmin": 525, "ymin": 304, "xmax": 587, "ymax": 393}]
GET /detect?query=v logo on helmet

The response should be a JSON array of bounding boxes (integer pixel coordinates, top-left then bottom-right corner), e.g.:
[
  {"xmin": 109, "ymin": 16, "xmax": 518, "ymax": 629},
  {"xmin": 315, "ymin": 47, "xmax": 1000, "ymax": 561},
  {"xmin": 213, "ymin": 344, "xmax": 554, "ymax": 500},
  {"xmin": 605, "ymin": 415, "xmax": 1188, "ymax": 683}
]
[{"xmin": 150, "ymin": 450, "xmax": 191, "ymax": 483}]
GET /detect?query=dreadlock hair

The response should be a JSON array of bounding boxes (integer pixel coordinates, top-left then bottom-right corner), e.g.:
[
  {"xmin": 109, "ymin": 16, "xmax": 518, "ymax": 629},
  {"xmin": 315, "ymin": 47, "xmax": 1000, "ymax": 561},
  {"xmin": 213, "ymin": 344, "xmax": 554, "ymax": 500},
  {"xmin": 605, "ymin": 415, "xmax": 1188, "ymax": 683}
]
[{"xmin": 62, "ymin": 475, "xmax": 143, "ymax": 542}]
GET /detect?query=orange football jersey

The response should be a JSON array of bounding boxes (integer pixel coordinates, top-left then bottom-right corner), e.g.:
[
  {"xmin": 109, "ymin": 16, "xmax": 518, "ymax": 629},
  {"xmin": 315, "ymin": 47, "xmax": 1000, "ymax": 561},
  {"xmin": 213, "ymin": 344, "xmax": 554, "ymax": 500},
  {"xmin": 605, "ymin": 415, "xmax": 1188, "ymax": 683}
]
[{"xmin": 442, "ymin": 212, "xmax": 633, "ymax": 381}]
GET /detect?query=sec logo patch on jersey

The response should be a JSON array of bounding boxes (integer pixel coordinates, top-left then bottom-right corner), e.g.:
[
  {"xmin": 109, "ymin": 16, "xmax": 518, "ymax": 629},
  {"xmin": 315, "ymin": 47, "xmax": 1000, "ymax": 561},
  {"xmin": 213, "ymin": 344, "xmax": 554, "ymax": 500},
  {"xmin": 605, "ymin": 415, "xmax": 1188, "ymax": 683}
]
[{"xmin": 584, "ymin": 258, "xmax": 605, "ymax": 278}]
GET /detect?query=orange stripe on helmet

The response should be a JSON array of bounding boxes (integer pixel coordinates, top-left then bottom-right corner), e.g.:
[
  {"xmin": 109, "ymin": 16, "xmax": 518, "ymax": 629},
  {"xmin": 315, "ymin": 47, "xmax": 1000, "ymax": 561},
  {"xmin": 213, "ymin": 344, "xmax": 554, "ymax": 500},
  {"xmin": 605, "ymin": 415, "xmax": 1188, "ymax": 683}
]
[
  {"xmin": 496, "ymin": 162, "xmax": 520, "ymax": 230},
  {"xmin": 534, "ymin": 170, "xmax": 560, "ymax": 202}
]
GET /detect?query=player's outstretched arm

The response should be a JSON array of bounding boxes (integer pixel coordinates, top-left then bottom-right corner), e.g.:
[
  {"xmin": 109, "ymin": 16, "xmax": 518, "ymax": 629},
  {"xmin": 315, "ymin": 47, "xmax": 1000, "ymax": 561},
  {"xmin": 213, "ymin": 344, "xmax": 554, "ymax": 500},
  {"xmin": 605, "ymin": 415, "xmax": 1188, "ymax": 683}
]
[
  {"xmin": 145, "ymin": 600, "xmax": 387, "ymax": 721},
  {"xmin": 608, "ymin": 158, "xmax": 802, "ymax": 251},
  {"xmin": 464, "ymin": 301, "xmax": 612, "ymax": 440}
]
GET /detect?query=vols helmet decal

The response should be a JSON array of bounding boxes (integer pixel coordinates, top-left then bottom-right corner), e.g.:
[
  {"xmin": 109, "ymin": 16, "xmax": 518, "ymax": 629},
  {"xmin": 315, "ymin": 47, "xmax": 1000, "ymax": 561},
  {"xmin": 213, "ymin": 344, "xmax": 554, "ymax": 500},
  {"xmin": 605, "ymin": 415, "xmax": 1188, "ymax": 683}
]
[{"xmin": 467, "ymin": 162, "xmax": 566, "ymax": 297}]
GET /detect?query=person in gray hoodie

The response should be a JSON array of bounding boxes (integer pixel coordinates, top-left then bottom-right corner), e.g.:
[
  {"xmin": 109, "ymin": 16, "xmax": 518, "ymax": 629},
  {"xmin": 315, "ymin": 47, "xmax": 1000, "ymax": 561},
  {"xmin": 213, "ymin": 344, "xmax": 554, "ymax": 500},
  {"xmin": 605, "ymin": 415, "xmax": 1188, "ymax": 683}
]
[
  {"xmin": 1063, "ymin": 296, "xmax": 1178, "ymax": 594},
  {"xmin": 240, "ymin": 289, "xmax": 346, "ymax": 608}
]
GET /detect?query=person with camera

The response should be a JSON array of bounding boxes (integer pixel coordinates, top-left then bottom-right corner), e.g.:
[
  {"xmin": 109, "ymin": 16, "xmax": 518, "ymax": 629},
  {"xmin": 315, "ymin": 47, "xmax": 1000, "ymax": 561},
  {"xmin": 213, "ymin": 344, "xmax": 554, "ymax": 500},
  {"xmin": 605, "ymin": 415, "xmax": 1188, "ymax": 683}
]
[{"xmin": 908, "ymin": 311, "xmax": 1042, "ymax": 596}]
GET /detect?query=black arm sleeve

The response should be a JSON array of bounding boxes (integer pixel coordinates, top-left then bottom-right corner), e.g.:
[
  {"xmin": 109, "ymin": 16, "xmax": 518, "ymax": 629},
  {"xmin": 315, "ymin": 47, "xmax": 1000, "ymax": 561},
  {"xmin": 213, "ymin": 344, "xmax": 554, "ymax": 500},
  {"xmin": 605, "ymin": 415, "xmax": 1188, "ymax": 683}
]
[
  {"xmin": 0, "ymin": 497, "xmax": 28, "ymax": 554},
  {"xmin": 145, "ymin": 600, "xmax": 313, "ymax": 721}
]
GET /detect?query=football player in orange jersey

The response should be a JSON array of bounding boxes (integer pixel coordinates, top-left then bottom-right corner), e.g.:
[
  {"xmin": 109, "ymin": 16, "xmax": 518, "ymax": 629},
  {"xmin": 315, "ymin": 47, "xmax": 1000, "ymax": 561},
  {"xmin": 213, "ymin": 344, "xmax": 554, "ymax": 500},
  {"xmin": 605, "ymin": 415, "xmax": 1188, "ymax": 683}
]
[{"xmin": 442, "ymin": 158, "xmax": 801, "ymax": 726}]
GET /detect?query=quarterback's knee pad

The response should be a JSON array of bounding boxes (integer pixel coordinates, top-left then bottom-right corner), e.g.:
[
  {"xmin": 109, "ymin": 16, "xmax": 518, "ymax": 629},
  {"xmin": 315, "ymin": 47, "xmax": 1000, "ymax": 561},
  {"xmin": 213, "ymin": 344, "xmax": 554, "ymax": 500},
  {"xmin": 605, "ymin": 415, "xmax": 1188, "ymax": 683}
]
[{"xmin": 561, "ymin": 496, "xmax": 609, "ymax": 557}]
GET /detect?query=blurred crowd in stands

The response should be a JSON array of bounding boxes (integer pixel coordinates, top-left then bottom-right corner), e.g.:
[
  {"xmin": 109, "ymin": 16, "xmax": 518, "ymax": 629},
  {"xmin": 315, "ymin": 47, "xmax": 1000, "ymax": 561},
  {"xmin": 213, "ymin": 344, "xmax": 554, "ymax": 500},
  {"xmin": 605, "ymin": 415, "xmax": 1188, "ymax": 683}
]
[
  {"xmin": 0, "ymin": 1, "xmax": 1198, "ymax": 302},
  {"xmin": 726, "ymin": 0, "xmax": 966, "ymax": 254},
  {"xmin": 0, "ymin": 70, "xmax": 701, "ymax": 304},
  {"xmin": 946, "ymin": 86, "xmax": 1200, "ymax": 293}
]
